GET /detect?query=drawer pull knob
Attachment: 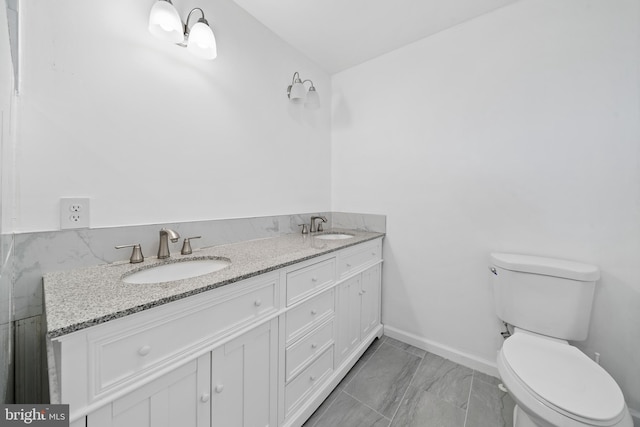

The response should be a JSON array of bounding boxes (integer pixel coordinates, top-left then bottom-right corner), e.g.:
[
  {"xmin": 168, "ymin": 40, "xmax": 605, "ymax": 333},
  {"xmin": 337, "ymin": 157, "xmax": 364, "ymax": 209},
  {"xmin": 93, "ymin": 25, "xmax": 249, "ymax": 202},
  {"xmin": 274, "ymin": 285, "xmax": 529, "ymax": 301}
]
[
  {"xmin": 200, "ymin": 393, "xmax": 210, "ymax": 403},
  {"xmin": 254, "ymin": 299, "xmax": 262, "ymax": 307},
  {"xmin": 311, "ymin": 343, "xmax": 318, "ymax": 349},
  {"xmin": 138, "ymin": 345, "xmax": 151, "ymax": 356},
  {"xmin": 215, "ymin": 384, "xmax": 224, "ymax": 393},
  {"xmin": 311, "ymin": 309, "xmax": 317, "ymax": 315},
  {"xmin": 346, "ymin": 263, "xmax": 352, "ymax": 268},
  {"xmin": 311, "ymin": 277, "xmax": 318, "ymax": 282},
  {"xmin": 310, "ymin": 375, "xmax": 317, "ymax": 381}
]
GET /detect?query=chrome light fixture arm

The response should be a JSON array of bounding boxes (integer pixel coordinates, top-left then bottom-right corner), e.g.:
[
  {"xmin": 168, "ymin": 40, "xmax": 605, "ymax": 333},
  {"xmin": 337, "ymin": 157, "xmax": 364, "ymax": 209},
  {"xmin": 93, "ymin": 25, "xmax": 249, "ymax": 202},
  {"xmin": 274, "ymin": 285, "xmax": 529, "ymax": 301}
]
[
  {"xmin": 287, "ymin": 72, "xmax": 320, "ymax": 108},
  {"xmin": 180, "ymin": 7, "xmax": 207, "ymax": 46}
]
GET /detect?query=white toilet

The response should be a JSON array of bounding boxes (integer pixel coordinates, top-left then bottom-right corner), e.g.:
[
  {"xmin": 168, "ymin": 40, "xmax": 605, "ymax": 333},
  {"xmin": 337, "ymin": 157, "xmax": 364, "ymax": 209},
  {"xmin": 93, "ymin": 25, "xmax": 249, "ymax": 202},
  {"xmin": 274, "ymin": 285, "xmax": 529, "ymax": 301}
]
[{"xmin": 490, "ymin": 253, "xmax": 633, "ymax": 427}]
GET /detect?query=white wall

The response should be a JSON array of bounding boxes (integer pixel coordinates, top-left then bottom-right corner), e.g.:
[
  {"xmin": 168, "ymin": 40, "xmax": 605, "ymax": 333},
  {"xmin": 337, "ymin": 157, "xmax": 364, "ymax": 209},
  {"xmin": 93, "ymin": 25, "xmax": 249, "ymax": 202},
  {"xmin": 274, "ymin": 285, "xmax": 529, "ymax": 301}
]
[
  {"xmin": 15, "ymin": 0, "xmax": 332, "ymax": 232},
  {"xmin": 1, "ymin": 0, "xmax": 15, "ymax": 404},
  {"xmin": 332, "ymin": 0, "xmax": 640, "ymax": 414}
]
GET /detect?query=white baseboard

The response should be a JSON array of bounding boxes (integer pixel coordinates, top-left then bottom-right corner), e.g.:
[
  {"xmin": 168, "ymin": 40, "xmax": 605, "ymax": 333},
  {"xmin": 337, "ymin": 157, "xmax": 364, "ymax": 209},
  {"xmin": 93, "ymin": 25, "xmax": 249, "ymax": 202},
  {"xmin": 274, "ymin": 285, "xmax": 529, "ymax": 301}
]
[{"xmin": 383, "ymin": 325, "xmax": 500, "ymax": 378}]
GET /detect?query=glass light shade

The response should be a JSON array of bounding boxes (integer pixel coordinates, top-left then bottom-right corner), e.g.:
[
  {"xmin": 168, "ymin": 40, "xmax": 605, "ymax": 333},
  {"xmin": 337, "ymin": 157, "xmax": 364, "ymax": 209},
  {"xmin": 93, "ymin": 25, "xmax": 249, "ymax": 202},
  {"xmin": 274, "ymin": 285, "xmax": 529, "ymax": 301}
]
[
  {"xmin": 187, "ymin": 20, "xmax": 217, "ymax": 60},
  {"xmin": 148, "ymin": 0, "xmax": 184, "ymax": 43},
  {"xmin": 305, "ymin": 87, "xmax": 320, "ymax": 109},
  {"xmin": 289, "ymin": 81, "xmax": 306, "ymax": 104}
]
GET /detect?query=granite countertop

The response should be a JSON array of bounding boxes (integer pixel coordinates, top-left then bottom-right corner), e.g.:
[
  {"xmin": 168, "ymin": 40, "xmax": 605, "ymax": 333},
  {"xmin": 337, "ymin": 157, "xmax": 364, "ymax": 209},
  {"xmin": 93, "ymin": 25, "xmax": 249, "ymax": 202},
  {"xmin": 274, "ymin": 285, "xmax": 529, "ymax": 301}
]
[{"xmin": 43, "ymin": 230, "xmax": 384, "ymax": 339}]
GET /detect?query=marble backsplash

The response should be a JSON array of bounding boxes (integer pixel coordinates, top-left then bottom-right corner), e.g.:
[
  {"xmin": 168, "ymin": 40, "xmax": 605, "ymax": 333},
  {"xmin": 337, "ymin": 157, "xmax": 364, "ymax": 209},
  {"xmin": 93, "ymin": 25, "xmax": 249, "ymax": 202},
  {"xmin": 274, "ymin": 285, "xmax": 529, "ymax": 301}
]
[{"xmin": 12, "ymin": 212, "xmax": 385, "ymax": 321}]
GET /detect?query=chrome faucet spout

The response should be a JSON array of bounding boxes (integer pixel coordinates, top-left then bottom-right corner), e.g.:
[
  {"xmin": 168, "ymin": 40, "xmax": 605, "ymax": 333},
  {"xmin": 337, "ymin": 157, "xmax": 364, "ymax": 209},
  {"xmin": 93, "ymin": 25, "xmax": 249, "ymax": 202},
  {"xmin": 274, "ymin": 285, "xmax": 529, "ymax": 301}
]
[
  {"xmin": 310, "ymin": 216, "xmax": 328, "ymax": 233},
  {"xmin": 158, "ymin": 228, "xmax": 180, "ymax": 259}
]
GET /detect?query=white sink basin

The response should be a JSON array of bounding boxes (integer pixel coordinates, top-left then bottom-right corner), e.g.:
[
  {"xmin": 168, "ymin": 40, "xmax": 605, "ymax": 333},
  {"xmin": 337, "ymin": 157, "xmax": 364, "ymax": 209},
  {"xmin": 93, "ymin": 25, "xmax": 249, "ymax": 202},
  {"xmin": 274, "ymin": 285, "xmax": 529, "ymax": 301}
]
[
  {"xmin": 123, "ymin": 258, "xmax": 231, "ymax": 284},
  {"xmin": 314, "ymin": 233, "xmax": 355, "ymax": 240}
]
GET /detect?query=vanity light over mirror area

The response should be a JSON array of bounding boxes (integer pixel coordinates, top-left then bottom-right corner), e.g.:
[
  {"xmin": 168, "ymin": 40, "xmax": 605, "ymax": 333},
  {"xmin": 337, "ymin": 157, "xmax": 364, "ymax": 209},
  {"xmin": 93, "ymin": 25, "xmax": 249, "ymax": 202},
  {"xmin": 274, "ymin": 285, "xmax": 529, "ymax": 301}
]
[{"xmin": 148, "ymin": 0, "xmax": 217, "ymax": 60}]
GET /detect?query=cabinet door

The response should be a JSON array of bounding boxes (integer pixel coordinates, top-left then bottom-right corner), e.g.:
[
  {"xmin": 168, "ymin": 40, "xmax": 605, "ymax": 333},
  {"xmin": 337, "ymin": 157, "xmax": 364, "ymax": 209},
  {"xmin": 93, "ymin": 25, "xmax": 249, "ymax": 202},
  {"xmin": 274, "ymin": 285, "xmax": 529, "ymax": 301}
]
[
  {"xmin": 336, "ymin": 275, "xmax": 362, "ymax": 362},
  {"xmin": 88, "ymin": 354, "xmax": 210, "ymax": 427},
  {"xmin": 360, "ymin": 265, "xmax": 381, "ymax": 339},
  {"xmin": 211, "ymin": 319, "xmax": 278, "ymax": 427}
]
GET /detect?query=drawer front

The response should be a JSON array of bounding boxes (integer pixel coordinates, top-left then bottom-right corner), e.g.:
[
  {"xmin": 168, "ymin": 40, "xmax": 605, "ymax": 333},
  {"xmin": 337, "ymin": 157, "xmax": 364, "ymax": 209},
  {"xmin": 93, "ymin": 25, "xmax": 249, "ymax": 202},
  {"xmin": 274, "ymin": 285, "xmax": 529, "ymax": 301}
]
[
  {"xmin": 285, "ymin": 288, "xmax": 334, "ymax": 344},
  {"xmin": 91, "ymin": 279, "xmax": 277, "ymax": 396},
  {"xmin": 338, "ymin": 239, "xmax": 382, "ymax": 278},
  {"xmin": 285, "ymin": 319, "xmax": 334, "ymax": 382},
  {"xmin": 285, "ymin": 347, "xmax": 334, "ymax": 416},
  {"xmin": 286, "ymin": 258, "xmax": 335, "ymax": 306}
]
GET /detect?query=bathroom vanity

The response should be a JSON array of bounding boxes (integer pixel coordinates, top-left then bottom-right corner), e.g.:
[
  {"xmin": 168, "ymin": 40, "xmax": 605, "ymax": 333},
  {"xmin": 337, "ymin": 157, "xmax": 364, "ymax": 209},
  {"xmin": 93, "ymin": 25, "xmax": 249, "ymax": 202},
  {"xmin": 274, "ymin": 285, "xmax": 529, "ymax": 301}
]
[{"xmin": 44, "ymin": 231, "xmax": 384, "ymax": 427}]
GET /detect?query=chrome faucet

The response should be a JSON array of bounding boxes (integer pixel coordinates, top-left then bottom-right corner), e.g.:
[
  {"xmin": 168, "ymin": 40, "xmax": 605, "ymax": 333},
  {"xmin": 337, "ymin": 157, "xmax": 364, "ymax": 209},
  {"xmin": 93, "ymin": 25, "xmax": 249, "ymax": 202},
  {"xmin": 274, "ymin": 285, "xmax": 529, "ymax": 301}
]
[
  {"xmin": 310, "ymin": 216, "xmax": 327, "ymax": 233},
  {"xmin": 158, "ymin": 228, "xmax": 180, "ymax": 259}
]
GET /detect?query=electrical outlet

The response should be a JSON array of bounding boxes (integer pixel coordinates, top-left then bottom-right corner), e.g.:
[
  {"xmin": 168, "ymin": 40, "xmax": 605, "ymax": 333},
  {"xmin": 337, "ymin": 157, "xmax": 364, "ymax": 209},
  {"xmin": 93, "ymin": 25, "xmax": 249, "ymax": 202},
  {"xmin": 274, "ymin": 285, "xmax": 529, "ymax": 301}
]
[{"xmin": 60, "ymin": 198, "xmax": 90, "ymax": 229}]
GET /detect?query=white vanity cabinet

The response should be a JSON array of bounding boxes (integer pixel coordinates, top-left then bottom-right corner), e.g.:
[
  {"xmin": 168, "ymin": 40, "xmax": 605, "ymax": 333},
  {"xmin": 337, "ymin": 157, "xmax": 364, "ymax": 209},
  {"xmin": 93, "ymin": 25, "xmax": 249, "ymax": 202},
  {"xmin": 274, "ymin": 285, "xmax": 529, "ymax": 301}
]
[
  {"xmin": 210, "ymin": 319, "xmax": 278, "ymax": 427},
  {"xmin": 49, "ymin": 236, "xmax": 383, "ymax": 427},
  {"xmin": 336, "ymin": 249, "xmax": 381, "ymax": 366},
  {"xmin": 279, "ymin": 238, "xmax": 383, "ymax": 427},
  {"xmin": 87, "ymin": 353, "xmax": 211, "ymax": 427}
]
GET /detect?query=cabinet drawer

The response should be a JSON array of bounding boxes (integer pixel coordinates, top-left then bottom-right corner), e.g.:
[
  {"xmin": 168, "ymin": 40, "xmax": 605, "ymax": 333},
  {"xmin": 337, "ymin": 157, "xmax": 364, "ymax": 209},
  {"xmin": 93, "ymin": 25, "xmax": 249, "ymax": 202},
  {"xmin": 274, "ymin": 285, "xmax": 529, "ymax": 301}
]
[
  {"xmin": 338, "ymin": 239, "xmax": 382, "ymax": 278},
  {"xmin": 286, "ymin": 258, "xmax": 335, "ymax": 306},
  {"xmin": 90, "ymin": 278, "xmax": 277, "ymax": 396},
  {"xmin": 285, "ymin": 288, "xmax": 334, "ymax": 344},
  {"xmin": 285, "ymin": 346, "xmax": 334, "ymax": 416},
  {"xmin": 285, "ymin": 319, "xmax": 334, "ymax": 382}
]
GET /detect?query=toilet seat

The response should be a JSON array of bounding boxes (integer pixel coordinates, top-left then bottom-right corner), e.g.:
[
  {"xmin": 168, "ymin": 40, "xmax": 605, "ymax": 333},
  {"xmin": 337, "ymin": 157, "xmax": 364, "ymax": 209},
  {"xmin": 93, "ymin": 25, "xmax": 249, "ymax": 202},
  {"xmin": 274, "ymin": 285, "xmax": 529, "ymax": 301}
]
[{"xmin": 498, "ymin": 332, "xmax": 630, "ymax": 427}]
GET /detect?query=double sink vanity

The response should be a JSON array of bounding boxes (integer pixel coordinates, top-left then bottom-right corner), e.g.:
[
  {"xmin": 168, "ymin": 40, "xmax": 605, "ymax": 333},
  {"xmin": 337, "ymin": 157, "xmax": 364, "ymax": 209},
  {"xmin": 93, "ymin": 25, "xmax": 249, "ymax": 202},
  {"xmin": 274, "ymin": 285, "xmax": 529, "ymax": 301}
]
[{"xmin": 44, "ymin": 228, "xmax": 384, "ymax": 427}]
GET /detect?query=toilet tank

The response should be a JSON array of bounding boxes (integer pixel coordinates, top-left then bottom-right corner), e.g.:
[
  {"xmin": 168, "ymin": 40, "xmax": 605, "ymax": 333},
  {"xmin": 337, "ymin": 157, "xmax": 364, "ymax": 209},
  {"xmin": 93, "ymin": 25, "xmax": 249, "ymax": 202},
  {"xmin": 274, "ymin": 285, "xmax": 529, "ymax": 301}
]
[{"xmin": 490, "ymin": 253, "xmax": 600, "ymax": 341}]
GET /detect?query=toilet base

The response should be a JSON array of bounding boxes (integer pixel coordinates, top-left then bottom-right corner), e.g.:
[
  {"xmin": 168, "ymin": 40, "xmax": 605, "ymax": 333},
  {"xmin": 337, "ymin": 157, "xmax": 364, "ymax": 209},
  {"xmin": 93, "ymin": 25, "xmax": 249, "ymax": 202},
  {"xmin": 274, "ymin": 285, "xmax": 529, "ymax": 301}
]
[{"xmin": 514, "ymin": 405, "xmax": 549, "ymax": 427}]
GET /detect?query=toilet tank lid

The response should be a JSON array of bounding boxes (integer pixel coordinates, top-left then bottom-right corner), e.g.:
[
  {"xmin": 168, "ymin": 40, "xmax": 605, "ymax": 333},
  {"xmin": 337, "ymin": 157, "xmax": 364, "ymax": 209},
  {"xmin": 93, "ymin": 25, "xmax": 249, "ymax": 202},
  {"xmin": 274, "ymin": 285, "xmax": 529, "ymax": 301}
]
[{"xmin": 490, "ymin": 253, "xmax": 600, "ymax": 281}]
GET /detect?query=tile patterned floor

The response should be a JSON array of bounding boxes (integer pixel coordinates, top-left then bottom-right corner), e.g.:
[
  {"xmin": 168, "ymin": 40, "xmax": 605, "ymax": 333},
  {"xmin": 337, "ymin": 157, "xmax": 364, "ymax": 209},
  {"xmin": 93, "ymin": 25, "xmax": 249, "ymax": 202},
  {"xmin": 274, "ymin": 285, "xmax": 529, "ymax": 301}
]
[{"xmin": 303, "ymin": 336, "xmax": 515, "ymax": 427}]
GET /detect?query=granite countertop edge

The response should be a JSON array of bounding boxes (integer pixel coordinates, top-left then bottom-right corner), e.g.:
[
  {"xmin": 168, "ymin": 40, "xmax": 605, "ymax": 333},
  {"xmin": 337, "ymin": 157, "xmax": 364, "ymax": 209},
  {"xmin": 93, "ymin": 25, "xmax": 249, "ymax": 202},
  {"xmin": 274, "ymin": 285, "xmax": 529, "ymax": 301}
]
[{"xmin": 44, "ymin": 230, "xmax": 384, "ymax": 339}]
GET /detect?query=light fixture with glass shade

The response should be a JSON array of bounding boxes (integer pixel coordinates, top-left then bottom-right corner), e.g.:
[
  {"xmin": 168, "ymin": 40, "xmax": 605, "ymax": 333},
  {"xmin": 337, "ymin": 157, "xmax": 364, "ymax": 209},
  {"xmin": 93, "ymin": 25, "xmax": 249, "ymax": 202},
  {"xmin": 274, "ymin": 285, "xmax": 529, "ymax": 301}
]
[
  {"xmin": 287, "ymin": 72, "xmax": 320, "ymax": 109},
  {"xmin": 148, "ymin": 0, "xmax": 217, "ymax": 60}
]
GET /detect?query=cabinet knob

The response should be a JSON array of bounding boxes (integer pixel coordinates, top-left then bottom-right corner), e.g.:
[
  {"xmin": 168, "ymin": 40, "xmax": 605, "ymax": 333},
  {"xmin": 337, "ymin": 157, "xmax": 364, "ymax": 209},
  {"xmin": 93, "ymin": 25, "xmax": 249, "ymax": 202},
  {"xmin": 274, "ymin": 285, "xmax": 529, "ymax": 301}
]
[
  {"xmin": 346, "ymin": 263, "xmax": 352, "ymax": 268},
  {"xmin": 254, "ymin": 299, "xmax": 262, "ymax": 307},
  {"xmin": 359, "ymin": 291, "xmax": 364, "ymax": 296},
  {"xmin": 215, "ymin": 384, "xmax": 224, "ymax": 393},
  {"xmin": 311, "ymin": 277, "xmax": 318, "ymax": 282},
  {"xmin": 200, "ymin": 393, "xmax": 210, "ymax": 403},
  {"xmin": 311, "ymin": 343, "xmax": 318, "ymax": 349},
  {"xmin": 311, "ymin": 309, "xmax": 317, "ymax": 315},
  {"xmin": 138, "ymin": 345, "xmax": 151, "ymax": 356},
  {"xmin": 310, "ymin": 375, "xmax": 317, "ymax": 381}
]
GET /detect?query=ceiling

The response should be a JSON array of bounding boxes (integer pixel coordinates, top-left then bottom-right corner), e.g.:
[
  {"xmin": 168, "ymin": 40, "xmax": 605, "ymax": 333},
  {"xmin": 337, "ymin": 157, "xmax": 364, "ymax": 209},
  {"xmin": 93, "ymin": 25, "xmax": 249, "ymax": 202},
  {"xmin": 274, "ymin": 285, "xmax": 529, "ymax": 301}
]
[{"xmin": 232, "ymin": 0, "xmax": 518, "ymax": 74}]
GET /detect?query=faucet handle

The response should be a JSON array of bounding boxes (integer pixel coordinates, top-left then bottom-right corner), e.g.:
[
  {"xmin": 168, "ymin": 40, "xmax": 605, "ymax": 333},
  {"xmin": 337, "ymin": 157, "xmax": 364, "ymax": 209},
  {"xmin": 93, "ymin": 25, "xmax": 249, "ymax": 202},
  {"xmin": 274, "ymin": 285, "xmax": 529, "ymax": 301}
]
[
  {"xmin": 115, "ymin": 244, "xmax": 144, "ymax": 264},
  {"xmin": 298, "ymin": 224, "xmax": 309, "ymax": 234},
  {"xmin": 181, "ymin": 236, "xmax": 201, "ymax": 255},
  {"xmin": 317, "ymin": 222, "xmax": 324, "ymax": 232}
]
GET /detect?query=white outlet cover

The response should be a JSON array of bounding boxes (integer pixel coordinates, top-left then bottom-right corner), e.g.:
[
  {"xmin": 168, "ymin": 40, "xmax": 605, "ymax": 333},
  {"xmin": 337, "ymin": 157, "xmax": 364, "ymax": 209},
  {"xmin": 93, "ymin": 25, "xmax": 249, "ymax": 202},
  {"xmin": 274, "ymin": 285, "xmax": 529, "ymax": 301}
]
[{"xmin": 60, "ymin": 197, "xmax": 90, "ymax": 229}]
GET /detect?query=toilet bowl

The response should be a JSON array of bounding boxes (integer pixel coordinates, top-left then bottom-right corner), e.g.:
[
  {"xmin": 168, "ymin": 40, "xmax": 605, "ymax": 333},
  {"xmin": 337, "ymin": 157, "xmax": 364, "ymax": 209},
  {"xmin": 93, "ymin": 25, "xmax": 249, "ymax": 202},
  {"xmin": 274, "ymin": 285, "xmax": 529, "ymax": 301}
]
[{"xmin": 497, "ymin": 330, "xmax": 633, "ymax": 427}]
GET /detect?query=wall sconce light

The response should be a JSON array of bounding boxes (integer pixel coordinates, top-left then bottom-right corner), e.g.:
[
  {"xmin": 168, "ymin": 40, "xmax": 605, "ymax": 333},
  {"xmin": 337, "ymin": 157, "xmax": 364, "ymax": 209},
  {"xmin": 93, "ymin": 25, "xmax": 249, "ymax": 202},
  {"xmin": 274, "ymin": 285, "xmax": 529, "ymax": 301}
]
[
  {"xmin": 287, "ymin": 72, "xmax": 320, "ymax": 109},
  {"xmin": 148, "ymin": 0, "xmax": 217, "ymax": 60}
]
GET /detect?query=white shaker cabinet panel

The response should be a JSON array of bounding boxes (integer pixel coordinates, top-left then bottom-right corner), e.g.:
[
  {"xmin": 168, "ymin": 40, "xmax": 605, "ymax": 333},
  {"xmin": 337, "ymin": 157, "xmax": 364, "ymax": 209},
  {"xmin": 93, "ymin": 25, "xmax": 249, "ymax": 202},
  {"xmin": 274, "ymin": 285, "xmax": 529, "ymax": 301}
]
[
  {"xmin": 360, "ymin": 264, "xmax": 381, "ymax": 339},
  {"xmin": 211, "ymin": 319, "xmax": 278, "ymax": 427},
  {"xmin": 88, "ymin": 353, "xmax": 210, "ymax": 427},
  {"xmin": 336, "ymin": 275, "xmax": 362, "ymax": 363}
]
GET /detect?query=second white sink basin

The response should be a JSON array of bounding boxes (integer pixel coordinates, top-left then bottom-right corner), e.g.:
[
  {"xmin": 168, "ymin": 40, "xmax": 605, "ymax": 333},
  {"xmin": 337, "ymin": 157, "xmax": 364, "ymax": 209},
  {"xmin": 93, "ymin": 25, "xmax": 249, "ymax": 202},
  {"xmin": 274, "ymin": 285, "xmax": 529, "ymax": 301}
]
[
  {"xmin": 314, "ymin": 233, "xmax": 355, "ymax": 240},
  {"xmin": 123, "ymin": 258, "xmax": 231, "ymax": 284}
]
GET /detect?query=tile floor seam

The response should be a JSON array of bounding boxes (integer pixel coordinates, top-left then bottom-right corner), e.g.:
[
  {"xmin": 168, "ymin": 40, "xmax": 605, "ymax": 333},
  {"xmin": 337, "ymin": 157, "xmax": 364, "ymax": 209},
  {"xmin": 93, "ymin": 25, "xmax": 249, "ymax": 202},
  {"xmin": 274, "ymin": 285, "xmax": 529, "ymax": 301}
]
[
  {"xmin": 387, "ymin": 347, "xmax": 426, "ymax": 424},
  {"xmin": 341, "ymin": 388, "xmax": 392, "ymax": 425},
  {"xmin": 342, "ymin": 337, "xmax": 386, "ymax": 389},
  {"xmin": 305, "ymin": 388, "xmax": 343, "ymax": 427},
  {"xmin": 462, "ymin": 372, "xmax": 475, "ymax": 427}
]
